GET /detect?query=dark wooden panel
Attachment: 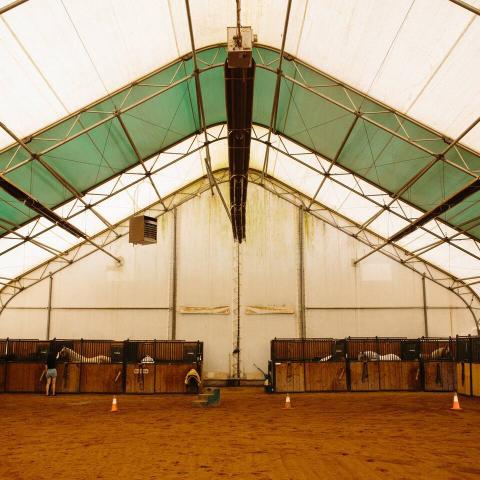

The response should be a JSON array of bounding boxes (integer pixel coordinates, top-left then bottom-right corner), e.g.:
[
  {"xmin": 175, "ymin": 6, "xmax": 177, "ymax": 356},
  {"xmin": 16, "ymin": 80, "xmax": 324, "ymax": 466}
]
[
  {"xmin": 378, "ymin": 361, "xmax": 421, "ymax": 391},
  {"xmin": 80, "ymin": 364, "xmax": 123, "ymax": 393},
  {"xmin": 273, "ymin": 362, "xmax": 305, "ymax": 393},
  {"xmin": 304, "ymin": 362, "xmax": 347, "ymax": 391},
  {"xmin": 126, "ymin": 364, "xmax": 155, "ymax": 393},
  {"xmin": 350, "ymin": 362, "xmax": 380, "ymax": 391},
  {"xmin": 6, "ymin": 362, "xmax": 45, "ymax": 392},
  {"xmin": 423, "ymin": 362, "xmax": 455, "ymax": 391},
  {"xmin": 472, "ymin": 364, "xmax": 480, "ymax": 397},
  {"xmin": 155, "ymin": 364, "xmax": 192, "ymax": 393},
  {"xmin": 456, "ymin": 362, "xmax": 471, "ymax": 396},
  {"xmin": 401, "ymin": 361, "xmax": 422, "ymax": 391},
  {"xmin": 56, "ymin": 363, "xmax": 81, "ymax": 393},
  {"xmin": 379, "ymin": 362, "xmax": 403, "ymax": 390},
  {"xmin": 0, "ymin": 362, "xmax": 5, "ymax": 392}
]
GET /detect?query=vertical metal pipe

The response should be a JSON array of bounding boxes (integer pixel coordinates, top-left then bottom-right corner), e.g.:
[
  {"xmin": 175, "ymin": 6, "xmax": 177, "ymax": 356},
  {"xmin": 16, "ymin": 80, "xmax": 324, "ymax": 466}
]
[
  {"xmin": 298, "ymin": 207, "xmax": 306, "ymax": 339},
  {"xmin": 422, "ymin": 274, "xmax": 429, "ymax": 337},
  {"xmin": 46, "ymin": 274, "xmax": 53, "ymax": 340},
  {"xmin": 170, "ymin": 209, "xmax": 178, "ymax": 340},
  {"xmin": 236, "ymin": 241, "xmax": 241, "ymax": 382}
]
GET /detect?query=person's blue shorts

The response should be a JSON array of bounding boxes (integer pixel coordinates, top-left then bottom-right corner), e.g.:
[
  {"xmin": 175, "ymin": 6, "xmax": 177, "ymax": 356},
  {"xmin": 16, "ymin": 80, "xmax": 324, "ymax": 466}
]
[{"xmin": 46, "ymin": 368, "xmax": 57, "ymax": 379}]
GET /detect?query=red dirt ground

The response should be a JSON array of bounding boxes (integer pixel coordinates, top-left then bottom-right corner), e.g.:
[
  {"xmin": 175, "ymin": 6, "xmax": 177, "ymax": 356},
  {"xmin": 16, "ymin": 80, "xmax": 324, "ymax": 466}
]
[{"xmin": 1, "ymin": 389, "xmax": 479, "ymax": 479}]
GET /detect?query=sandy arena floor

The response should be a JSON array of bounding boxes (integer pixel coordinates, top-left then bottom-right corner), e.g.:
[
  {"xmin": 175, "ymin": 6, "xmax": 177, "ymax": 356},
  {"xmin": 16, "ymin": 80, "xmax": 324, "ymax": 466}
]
[{"xmin": 1, "ymin": 389, "xmax": 479, "ymax": 479}]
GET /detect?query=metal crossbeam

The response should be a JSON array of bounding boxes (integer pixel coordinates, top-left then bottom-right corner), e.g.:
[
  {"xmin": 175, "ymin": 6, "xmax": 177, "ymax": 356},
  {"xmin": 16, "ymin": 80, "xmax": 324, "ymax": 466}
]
[
  {"xmin": 0, "ymin": 131, "xmax": 227, "ymax": 262},
  {"xmin": 0, "ymin": 121, "xmax": 118, "ymax": 238},
  {"xmin": 116, "ymin": 113, "xmax": 168, "ymax": 211},
  {"xmin": 449, "ymin": 0, "xmax": 480, "ymax": 16},
  {"xmin": 1, "ymin": 166, "xmax": 479, "ymax": 333},
  {"xmin": 185, "ymin": 0, "xmax": 232, "ymax": 224},
  {"xmin": 260, "ymin": 0, "xmax": 292, "ymax": 182}
]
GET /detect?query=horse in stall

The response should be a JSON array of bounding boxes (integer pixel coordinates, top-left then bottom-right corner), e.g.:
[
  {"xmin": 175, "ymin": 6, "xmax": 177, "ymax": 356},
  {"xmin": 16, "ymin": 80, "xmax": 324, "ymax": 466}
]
[
  {"xmin": 357, "ymin": 351, "xmax": 401, "ymax": 361},
  {"xmin": 420, "ymin": 345, "xmax": 450, "ymax": 360},
  {"xmin": 57, "ymin": 346, "xmax": 111, "ymax": 363}
]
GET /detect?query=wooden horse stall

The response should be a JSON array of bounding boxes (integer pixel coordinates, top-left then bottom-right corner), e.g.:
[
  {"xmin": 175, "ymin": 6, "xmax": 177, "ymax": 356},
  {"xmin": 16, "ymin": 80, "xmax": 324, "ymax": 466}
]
[
  {"xmin": 377, "ymin": 339, "xmax": 421, "ymax": 391},
  {"xmin": 420, "ymin": 338, "xmax": 455, "ymax": 392},
  {"xmin": 271, "ymin": 339, "xmax": 306, "ymax": 393},
  {"xmin": 51, "ymin": 340, "xmax": 81, "ymax": 393},
  {"xmin": 471, "ymin": 337, "xmax": 480, "ymax": 398},
  {"xmin": 5, "ymin": 340, "xmax": 50, "ymax": 392},
  {"xmin": 347, "ymin": 338, "xmax": 381, "ymax": 391},
  {"xmin": 455, "ymin": 336, "xmax": 472, "ymax": 396},
  {"xmin": 72, "ymin": 340, "xmax": 124, "ymax": 394},
  {"xmin": 154, "ymin": 341, "xmax": 203, "ymax": 393},
  {"xmin": 0, "ymin": 339, "xmax": 7, "ymax": 392},
  {"xmin": 125, "ymin": 341, "xmax": 156, "ymax": 393},
  {"xmin": 303, "ymin": 339, "xmax": 348, "ymax": 392}
]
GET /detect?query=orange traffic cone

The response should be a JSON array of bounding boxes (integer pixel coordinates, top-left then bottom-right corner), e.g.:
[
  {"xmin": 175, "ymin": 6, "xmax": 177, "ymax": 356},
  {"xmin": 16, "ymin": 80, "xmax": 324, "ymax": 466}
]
[
  {"xmin": 283, "ymin": 393, "xmax": 292, "ymax": 409},
  {"xmin": 450, "ymin": 392, "xmax": 462, "ymax": 411},
  {"xmin": 111, "ymin": 396, "xmax": 119, "ymax": 413}
]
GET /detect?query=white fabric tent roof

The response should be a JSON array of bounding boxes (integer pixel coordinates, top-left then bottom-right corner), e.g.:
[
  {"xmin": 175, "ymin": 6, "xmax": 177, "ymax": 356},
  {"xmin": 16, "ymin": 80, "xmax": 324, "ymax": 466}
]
[
  {"xmin": 1, "ymin": 0, "xmax": 480, "ymax": 315},
  {"xmin": 1, "ymin": 0, "xmax": 479, "ymax": 151}
]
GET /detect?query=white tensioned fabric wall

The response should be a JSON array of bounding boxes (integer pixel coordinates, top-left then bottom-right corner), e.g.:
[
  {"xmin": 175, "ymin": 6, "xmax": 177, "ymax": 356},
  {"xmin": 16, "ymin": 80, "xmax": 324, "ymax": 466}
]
[{"xmin": 0, "ymin": 183, "xmax": 474, "ymax": 380}]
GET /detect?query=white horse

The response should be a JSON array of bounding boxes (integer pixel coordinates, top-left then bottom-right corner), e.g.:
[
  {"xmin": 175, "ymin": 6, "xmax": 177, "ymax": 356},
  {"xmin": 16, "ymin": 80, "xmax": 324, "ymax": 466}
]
[
  {"xmin": 420, "ymin": 345, "xmax": 450, "ymax": 360},
  {"xmin": 57, "ymin": 346, "xmax": 111, "ymax": 363},
  {"xmin": 357, "ymin": 351, "xmax": 401, "ymax": 361},
  {"xmin": 357, "ymin": 350, "xmax": 379, "ymax": 361},
  {"xmin": 378, "ymin": 353, "xmax": 401, "ymax": 361}
]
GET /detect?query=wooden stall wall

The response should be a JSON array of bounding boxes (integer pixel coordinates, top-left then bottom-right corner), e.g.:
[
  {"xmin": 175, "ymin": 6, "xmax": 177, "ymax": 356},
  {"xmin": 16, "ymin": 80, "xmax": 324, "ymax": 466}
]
[
  {"xmin": 456, "ymin": 362, "xmax": 471, "ymax": 396},
  {"xmin": 421, "ymin": 339, "xmax": 455, "ymax": 392},
  {"xmin": 472, "ymin": 364, "xmax": 480, "ymax": 397},
  {"xmin": 0, "ymin": 362, "xmax": 5, "ymax": 392},
  {"xmin": 273, "ymin": 362, "xmax": 305, "ymax": 393},
  {"xmin": 304, "ymin": 362, "xmax": 347, "ymax": 391},
  {"xmin": 0, "ymin": 339, "xmax": 203, "ymax": 394}
]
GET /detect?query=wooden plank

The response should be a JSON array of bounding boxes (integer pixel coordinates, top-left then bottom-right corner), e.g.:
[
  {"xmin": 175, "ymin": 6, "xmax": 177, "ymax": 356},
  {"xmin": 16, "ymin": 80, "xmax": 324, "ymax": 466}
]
[
  {"xmin": 349, "ymin": 362, "xmax": 380, "ymax": 391},
  {"xmin": 304, "ymin": 362, "xmax": 347, "ymax": 391},
  {"xmin": 80, "ymin": 364, "xmax": 123, "ymax": 393},
  {"xmin": 379, "ymin": 362, "xmax": 403, "ymax": 390},
  {"xmin": 401, "ymin": 361, "xmax": 422, "ymax": 391},
  {"xmin": 0, "ymin": 362, "xmax": 5, "ymax": 392},
  {"xmin": 6, "ymin": 362, "xmax": 45, "ymax": 392},
  {"xmin": 456, "ymin": 362, "xmax": 471, "ymax": 396},
  {"xmin": 155, "ymin": 363, "xmax": 192, "ymax": 393},
  {"xmin": 378, "ymin": 361, "xmax": 421, "ymax": 391},
  {"xmin": 472, "ymin": 364, "xmax": 480, "ymax": 397},
  {"xmin": 125, "ymin": 364, "xmax": 155, "ymax": 393},
  {"xmin": 56, "ymin": 363, "xmax": 81, "ymax": 393},
  {"xmin": 273, "ymin": 362, "xmax": 305, "ymax": 393},
  {"xmin": 423, "ymin": 362, "xmax": 455, "ymax": 391}
]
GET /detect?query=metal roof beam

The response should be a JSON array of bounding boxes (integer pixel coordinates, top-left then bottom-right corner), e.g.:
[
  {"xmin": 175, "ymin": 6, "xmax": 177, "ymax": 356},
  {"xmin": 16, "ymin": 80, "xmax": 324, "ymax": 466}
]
[
  {"xmin": 116, "ymin": 113, "xmax": 168, "ymax": 211},
  {"xmin": 185, "ymin": 0, "xmax": 232, "ymax": 224},
  {"xmin": 449, "ymin": 0, "xmax": 480, "ymax": 16},
  {"xmin": 0, "ymin": 121, "xmax": 118, "ymax": 238},
  {"xmin": 0, "ymin": 0, "xmax": 30, "ymax": 15},
  {"xmin": 260, "ymin": 0, "xmax": 292, "ymax": 182},
  {"xmin": 354, "ymin": 177, "xmax": 480, "ymax": 265}
]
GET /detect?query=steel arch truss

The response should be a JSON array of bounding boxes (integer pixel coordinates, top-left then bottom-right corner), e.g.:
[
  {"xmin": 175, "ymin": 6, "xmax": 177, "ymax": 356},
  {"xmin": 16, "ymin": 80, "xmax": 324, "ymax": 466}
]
[{"xmin": 1, "ymin": 165, "xmax": 479, "ymax": 333}]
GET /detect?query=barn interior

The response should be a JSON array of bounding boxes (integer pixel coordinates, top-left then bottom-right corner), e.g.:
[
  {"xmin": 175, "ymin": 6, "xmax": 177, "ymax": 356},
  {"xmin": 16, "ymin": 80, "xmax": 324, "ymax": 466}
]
[{"xmin": 1, "ymin": 1, "xmax": 480, "ymax": 479}]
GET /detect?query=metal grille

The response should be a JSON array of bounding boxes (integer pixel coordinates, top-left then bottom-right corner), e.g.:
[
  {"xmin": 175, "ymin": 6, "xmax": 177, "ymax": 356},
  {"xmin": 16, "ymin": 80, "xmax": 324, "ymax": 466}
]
[
  {"xmin": 420, "ymin": 338, "xmax": 454, "ymax": 360},
  {"xmin": 472, "ymin": 337, "xmax": 480, "ymax": 363},
  {"xmin": 124, "ymin": 340, "xmax": 202, "ymax": 363},
  {"xmin": 54, "ymin": 340, "xmax": 114, "ymax": 363},
  {"xmin": 7, "ymin": 340, "xmax": 49, "ymax": 361},
  {"xmin": 271, "ymin": 339, "xmax": 337, "ymax": 362},
  {"xmin": 456, "ymin": 336, "xmax": 471, "ymax": 362},
  {"xmin": 0, "ymin": 339, "xmax": 7, "ymax": 360},
  {"xmin": 344, "ymin": 338, "xmax": 405, "ymax": 361}
]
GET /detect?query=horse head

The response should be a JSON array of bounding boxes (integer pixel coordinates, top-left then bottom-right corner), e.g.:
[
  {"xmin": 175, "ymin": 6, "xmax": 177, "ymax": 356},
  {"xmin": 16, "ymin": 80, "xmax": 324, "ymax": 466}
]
[{"xmin": 56, "ymin": 346, "xmax": 68, "ymax": 360}]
